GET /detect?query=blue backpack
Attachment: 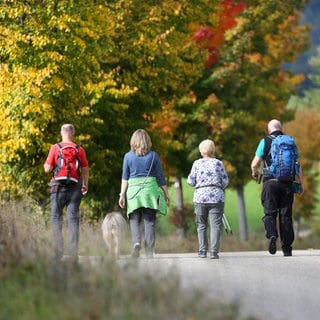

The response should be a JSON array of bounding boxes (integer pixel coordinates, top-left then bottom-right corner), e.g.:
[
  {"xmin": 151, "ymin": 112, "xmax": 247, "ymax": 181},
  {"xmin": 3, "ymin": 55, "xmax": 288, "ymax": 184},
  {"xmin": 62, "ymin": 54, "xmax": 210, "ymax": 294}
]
[{"xmin": 268, "ymin": 134, "xmax": 298, "ymax": 181}]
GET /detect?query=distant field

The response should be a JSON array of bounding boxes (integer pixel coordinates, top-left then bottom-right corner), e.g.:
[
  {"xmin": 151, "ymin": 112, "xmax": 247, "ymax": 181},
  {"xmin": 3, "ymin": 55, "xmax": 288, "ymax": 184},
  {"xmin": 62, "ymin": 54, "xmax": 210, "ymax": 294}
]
[{"xmin": 167, "ymin": 179, "xmax": 264, "ymax": 235}]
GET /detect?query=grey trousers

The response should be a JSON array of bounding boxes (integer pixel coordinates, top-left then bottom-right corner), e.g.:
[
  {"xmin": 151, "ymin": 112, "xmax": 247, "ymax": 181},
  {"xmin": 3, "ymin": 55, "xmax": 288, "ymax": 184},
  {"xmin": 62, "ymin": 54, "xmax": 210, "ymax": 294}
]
[
  {"xmin": 194, "ymin": 202, "xmax": 224, "ymax": 253},
  {"xmin": 129, "ymin": 208, "xmax": 156, "ymax": 253},
  {"xmin": 50, "ymin": 185, "xmax": 83, "ymax": 258}
]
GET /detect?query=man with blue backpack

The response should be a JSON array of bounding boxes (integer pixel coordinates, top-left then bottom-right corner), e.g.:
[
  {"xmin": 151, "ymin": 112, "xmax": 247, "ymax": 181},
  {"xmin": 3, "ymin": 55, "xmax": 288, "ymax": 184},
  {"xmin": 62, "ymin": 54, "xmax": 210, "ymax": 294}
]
[{"xmin": 251, "ymin": 119, "xmax": 304, "ymax": 256}]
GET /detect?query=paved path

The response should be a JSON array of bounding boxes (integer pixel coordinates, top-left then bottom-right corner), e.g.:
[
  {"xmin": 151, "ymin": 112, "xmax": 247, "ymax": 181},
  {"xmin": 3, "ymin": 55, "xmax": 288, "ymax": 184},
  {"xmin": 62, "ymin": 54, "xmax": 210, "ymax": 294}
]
[{"xmin": 105, "ymin": 250, "xmax": 320, "ymax": 320}]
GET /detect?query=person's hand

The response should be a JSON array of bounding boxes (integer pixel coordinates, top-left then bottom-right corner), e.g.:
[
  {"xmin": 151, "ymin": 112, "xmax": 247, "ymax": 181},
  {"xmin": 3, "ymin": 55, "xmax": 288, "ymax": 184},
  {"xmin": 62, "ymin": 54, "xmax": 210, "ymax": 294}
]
[
  {"xmin": 165, "ymin": 194, "xmax": 170, "ymax": 205},
  {"xmin": 298, "ymin": 185, "xmax": 304, "ymax": 196},
  {"xmin": 119, "ymin": 195, "xmax": 126, "ymax": 208},
  {"xmin": 252, "ymin": 171, "xmax": 259, "ymax": 180},
  {"xmin": 81, "ymin": 185, "xmax": 88, "ymax": 195}
]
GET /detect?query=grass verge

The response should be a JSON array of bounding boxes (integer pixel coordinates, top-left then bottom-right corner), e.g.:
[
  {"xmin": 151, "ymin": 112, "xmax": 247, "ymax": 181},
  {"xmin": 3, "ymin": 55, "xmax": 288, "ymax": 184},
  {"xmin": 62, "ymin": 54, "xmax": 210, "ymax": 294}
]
[{"xmin": 0, "ymin": 201, "xmax": 246, "ymax": 320}]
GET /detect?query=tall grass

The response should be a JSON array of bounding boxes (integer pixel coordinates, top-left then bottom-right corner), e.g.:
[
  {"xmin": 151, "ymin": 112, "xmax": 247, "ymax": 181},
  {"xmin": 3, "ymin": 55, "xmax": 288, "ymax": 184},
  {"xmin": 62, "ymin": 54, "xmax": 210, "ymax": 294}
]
[
  {"xmin": 0, "ymin": 201, "xmax": 243, "ymax": 320},
  {"xmin": 1, "ymin": 189, "xmax": 317, "ymax": 319}
]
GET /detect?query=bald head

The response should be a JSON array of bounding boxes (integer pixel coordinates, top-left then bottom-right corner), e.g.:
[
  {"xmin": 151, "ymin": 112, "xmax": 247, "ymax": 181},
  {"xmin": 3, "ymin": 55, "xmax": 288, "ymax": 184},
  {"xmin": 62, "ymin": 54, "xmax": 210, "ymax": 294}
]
[
  {"xmin": 61, "ymin": 124, "xmax": 75, "ymax": 142},
  {"xmin": 268, "ymin": 119, "xmax": 282, "ymax": 134}
]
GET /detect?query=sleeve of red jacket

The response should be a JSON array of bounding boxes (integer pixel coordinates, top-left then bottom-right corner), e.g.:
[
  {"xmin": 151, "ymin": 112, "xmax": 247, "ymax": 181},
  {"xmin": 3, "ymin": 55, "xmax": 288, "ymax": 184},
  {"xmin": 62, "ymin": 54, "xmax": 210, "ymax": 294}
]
[{"xmin": 78, "ymin": 146, "xmax": 89, "ymax": 168}]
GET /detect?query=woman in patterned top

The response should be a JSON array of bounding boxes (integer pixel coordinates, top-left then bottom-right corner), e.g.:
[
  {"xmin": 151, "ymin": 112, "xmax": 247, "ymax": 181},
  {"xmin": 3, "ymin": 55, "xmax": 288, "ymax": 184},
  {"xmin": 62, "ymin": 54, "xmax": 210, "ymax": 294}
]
[{"xmin": 187, "ymin": 139, "xmax": 229, "ymax": 259}]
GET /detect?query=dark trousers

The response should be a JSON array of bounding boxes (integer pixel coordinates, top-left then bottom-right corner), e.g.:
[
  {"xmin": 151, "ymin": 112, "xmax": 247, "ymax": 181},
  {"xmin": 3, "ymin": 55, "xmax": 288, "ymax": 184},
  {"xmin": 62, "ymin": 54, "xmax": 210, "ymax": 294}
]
[
  {"xmin": 261, "ymin": 179, "xmax": 294, "ymax": 252},
  {"xmin": 50, "ymin": 183, "xmax": 83, "ymax": 258}
]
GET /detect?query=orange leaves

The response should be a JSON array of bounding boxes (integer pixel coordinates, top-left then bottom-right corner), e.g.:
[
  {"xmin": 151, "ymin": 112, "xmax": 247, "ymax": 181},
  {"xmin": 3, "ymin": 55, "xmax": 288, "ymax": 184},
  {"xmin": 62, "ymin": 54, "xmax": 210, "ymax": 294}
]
[
  {"xmin": 150, "ymin": 98, "xmax": 181, "ymax": 135},
  {"xmin": 206, "ymin": 93, "xmax": 219, "ymax": 105},
  {"xmin": 245, "ymin": 53, "xmax": 261, "ymax": 65},
  {"xmin": 192, "ymin": 0, "xmax": 246, "ymax": 68}
]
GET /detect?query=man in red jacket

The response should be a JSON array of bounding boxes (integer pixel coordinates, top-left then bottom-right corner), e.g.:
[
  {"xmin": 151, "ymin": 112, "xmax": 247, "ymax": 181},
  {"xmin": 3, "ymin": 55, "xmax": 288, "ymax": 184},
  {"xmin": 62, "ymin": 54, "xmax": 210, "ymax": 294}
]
[{"xmin": 44, "ymin": 124, "xmax": 89, "ymax": 261}]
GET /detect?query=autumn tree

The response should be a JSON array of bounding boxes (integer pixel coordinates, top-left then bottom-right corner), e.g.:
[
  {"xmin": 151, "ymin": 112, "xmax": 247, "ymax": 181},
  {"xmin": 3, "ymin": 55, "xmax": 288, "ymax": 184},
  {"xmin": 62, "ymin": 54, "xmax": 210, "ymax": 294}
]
[
  {"xmin": 149, "ymin": 0, "xmax": 246, "ymax": 236},
  {"xmin": 0, "ymin": 1, "xmax": 131, "ymax": 206},
  {"xmin": 199, "ymin": 4, "xmax": 309, "ymax": 240},
  {"xmin": 151, "ymin": 0, "xmax": 310, "ymax": 239},
  {"xmin": 87, "ymin": 0, "xmax": 216, "ymax": 215},
  {"xmin": 0, "ymin": 0, "xmax": 218, "ymax": 218}
]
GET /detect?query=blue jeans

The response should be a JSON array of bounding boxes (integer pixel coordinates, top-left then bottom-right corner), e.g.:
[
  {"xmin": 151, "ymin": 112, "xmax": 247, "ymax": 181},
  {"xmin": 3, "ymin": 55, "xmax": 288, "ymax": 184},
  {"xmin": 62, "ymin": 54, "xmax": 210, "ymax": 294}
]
[
  {"xmin": 50, "ymin": 183, "xmax": 83, "ymax": 258},
  {"xmin": 194, "ymin": 202, "xmax": 224, "ymax": 254}
]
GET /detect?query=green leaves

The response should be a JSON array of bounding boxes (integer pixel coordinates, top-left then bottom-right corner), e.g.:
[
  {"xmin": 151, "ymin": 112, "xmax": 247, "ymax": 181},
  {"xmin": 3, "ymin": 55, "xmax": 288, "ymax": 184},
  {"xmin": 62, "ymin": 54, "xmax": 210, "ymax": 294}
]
[
  {"xmin": 0, "ymin": 0, "xmax": 311, "ymax": 219},
  {"xmin": 0, "ymin": 1, "xmax": 130, "ymax": 200},
  {"xmin": 0, "ymin": 0, "xmax": 217, "ymax": 209}
]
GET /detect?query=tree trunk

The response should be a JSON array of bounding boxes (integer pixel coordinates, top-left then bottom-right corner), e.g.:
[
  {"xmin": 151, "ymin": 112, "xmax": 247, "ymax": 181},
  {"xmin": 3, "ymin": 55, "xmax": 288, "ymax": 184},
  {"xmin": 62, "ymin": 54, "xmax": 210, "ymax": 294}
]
[
  {"xmin": 294, "ymin": 216, "xmax": 300, "ymax": 238},
  {"xmin": 174, "ymin": 176, "xmax": 185, "ymax": 238},
  {"xmin": 235, "ymin": 184, "xmax": 249, "ymax": 241}
]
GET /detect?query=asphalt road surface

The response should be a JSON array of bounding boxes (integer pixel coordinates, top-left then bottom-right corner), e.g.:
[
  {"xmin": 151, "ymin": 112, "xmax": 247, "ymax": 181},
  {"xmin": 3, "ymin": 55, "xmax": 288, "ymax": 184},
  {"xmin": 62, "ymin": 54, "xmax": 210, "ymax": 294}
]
[{"xmin": 110, "ymin": 250, "xmax": 320, "ymax": 320}]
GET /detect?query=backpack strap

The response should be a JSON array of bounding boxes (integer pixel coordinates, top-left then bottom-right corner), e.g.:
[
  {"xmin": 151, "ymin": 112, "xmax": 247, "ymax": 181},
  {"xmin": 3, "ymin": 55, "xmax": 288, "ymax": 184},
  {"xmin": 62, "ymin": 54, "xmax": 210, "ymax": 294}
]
[
  {"xmin": 263, "ymin": 134, "xmax": 276, "ymax": 167},
  {"xmin": 57, "ymin": 143, "xmax": 79, "ymax": 150},
  {"xmin": 53, "ymin": 143, "xmax": 63, "ymax": 176}
]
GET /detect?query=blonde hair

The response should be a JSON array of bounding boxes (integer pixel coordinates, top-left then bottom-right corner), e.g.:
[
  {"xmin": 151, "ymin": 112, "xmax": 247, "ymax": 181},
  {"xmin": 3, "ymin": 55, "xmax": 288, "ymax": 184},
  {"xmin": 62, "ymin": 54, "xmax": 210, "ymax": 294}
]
[
  {"xmin": 199, "ymin": 139, "xmax": 215, "ymax": 157},
  {"xmin": 130, "ymin": 129, "xmax": 152, "ymax": 156}
]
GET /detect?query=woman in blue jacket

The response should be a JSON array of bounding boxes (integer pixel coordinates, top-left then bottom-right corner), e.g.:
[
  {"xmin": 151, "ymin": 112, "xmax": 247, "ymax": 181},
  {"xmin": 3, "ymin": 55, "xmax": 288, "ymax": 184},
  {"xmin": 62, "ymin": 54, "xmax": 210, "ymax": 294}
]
[{"xmin": 119, "ymin": 129, "xmax": 170, "ymax": 258}]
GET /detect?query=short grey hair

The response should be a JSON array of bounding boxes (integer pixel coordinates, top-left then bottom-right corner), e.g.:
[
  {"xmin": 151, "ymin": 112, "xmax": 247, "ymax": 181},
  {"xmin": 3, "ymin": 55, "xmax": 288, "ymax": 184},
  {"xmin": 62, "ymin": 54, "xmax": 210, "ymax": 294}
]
[
  {"xmin": 199, "ymin": 139, "xmax": 215, "ymax": 157},
  {"xmin": 61, "ymin": 124, "xmax": 75, "ymax": 135}
]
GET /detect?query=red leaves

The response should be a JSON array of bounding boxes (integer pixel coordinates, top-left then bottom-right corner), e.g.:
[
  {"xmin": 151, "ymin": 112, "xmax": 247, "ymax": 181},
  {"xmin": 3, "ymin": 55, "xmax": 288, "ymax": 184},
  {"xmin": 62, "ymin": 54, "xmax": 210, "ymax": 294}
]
[
  {"xmin": 193, "ymin": 26, "xmax": 215, "ymax": 44},
  {"xmin": 192, "ymin": 0, "xmax": 246, "ymax": 68},
  {"xmin": 220, "ymin": 0, "xmax": 246, "ymax": 30}
]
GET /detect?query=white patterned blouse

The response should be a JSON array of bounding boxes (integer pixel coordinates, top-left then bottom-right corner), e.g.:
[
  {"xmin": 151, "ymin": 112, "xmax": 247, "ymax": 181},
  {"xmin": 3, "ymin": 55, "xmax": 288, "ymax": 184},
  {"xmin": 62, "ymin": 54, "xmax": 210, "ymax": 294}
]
[{"xmin": 187, "ymin": 158, "xmax": 229, "ymax": 204}]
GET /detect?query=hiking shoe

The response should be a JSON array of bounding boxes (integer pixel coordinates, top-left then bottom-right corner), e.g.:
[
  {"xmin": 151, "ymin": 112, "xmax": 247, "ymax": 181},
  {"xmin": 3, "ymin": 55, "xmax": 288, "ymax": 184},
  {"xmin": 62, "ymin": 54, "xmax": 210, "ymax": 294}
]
[
  {"xmin": 268, "ymin": 236, "xmax": 277, "ymax": 255},
  {"xmin": 210, "ymin": 252, "xmax": 219, "ymax": 259},
  {"xmin": 131, "ymin": 244, "xmax": 141, "ymax": 258},
  {"xmin": 283, "ymin": 249, "xmax": 292, "ymax": 256},
  {"xmin": 198, "ymin": 250, "xmax": 207, "ymax": 258},
  {"xmin": 146, "ymin": 252, "xmax": 154, "ymax": 259},
  {"xmin": 282, "ymin": 246, "xmax": 292, "ymax": 256}
]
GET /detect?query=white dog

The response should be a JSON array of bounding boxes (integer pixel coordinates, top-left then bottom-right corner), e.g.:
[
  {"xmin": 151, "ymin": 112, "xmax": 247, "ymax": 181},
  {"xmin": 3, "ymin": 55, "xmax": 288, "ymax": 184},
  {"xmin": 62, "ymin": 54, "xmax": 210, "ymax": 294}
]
[{"xmin": 101, "ymin": 212, "xmax": 127, "ymax": 259}]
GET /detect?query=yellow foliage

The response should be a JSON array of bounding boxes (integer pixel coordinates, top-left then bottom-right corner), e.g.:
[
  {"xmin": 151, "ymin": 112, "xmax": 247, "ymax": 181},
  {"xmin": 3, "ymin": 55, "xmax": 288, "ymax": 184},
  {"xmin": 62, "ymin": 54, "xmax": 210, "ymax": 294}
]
[
  {"xmin": 77, "ymin": 106, "xmax": 91, "ymax": 116},
  {"xmin": 245, "ymin": 53, "xmax": 261, "ymax": 65},
  {"xmin": 265, "ymin": 13, "xmax": 309, "ymax": 64},
  {"xmin": 50, "ymin": 76, "xmax": 65, "ymax": 91}
]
